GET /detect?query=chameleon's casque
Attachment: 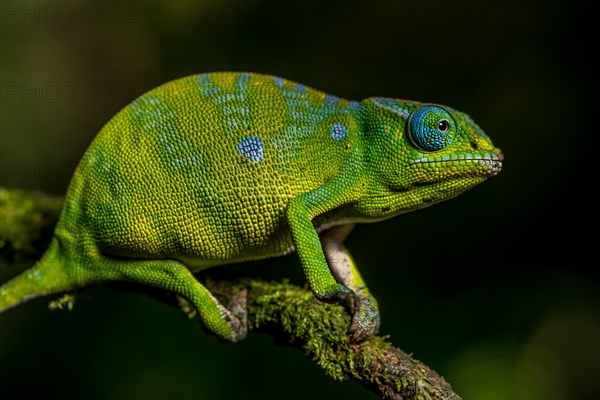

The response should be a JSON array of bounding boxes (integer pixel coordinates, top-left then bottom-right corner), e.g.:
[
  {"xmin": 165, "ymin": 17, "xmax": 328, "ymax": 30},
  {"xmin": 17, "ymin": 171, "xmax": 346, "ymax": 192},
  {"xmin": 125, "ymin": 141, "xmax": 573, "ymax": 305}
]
[{"xmin": 0, "ymin": 72, "xmax": 503, "ymax": 342}]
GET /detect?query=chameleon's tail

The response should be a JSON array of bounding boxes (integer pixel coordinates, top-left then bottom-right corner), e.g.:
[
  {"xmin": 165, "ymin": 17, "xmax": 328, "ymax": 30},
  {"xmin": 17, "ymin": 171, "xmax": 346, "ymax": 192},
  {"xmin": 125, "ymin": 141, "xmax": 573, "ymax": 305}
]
[{"xmin": 0, "ymin": 237, "xmax": 77, "ymax": 313}]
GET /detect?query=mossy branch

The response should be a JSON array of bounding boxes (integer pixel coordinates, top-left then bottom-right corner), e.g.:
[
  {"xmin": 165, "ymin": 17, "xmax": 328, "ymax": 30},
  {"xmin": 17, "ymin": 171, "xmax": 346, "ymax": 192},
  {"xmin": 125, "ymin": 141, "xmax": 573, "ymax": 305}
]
[{"xmin": 0, "ymin": 187, "xmax": 460, "ymax": 400}]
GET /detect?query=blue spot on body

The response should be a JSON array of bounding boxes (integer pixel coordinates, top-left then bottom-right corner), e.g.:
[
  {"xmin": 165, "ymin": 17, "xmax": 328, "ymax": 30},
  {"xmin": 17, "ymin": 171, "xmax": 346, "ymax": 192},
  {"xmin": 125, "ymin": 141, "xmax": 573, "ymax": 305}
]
[
  {"xmin": 237, "ymin": 137, "xmax": 264, "ymax": 162},
  {"xmin": 272, "ymin": 77, "xmax": 284, "ymax": 88},
  {"xmin": 325, "ymin": 95, "xmax": 339, "ymax": 104},
  {"xmin": 330, "ymin": 123, "xmax": 348, "ymax": 141},
  {"xmin": 295, "ymin": 83, "xmax": 306, "ymax": 92}
]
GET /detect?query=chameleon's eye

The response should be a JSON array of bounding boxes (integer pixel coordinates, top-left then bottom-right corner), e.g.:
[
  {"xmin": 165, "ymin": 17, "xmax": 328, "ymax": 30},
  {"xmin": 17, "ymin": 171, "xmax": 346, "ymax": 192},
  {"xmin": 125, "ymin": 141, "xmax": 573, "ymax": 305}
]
[
  {"xmin": 408, "ymin": 105, "xmax": 456, "ymax": 152},
  {"xmin": 438, "ymin": 120, "xmax": 449, "ymax": 132}
]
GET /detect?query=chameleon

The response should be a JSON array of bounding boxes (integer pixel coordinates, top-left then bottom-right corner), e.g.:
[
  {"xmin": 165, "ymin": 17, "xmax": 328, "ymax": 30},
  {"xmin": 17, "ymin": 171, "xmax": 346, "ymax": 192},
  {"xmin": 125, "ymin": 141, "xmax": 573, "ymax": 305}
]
[{"xmin": 0, "ymin": 72, "xmax": 503, "ymax": 342}]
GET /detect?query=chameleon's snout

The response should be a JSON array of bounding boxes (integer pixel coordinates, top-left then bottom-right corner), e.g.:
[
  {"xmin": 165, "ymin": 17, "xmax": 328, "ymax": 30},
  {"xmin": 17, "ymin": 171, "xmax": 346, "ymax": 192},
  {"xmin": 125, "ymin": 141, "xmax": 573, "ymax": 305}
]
[{"xmin": 486, "ymin": 150, "xmax": 503, "ymax": 176}]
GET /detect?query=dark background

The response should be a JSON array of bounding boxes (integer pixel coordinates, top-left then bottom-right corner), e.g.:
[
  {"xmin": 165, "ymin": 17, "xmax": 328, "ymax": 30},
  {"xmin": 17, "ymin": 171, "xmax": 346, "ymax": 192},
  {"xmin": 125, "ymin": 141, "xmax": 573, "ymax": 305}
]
[{"xmin": 0, "ymin": 1, "xmax": 596, "ymax": 399}]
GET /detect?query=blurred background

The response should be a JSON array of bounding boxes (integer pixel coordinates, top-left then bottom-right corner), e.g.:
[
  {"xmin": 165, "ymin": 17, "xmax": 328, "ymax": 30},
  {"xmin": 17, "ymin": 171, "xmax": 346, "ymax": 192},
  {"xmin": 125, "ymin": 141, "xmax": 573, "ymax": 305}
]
[{"xmin": 0, "ymin": 0, "xmax": 596, "ymax": 399}]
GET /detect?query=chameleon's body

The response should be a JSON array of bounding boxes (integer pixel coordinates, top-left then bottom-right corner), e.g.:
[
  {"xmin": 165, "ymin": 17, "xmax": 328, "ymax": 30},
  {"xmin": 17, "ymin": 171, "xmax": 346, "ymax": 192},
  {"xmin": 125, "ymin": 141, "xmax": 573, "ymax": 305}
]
[{"xmin": 0, "ymin": 72, "xmax": 502, "ymax": 342}]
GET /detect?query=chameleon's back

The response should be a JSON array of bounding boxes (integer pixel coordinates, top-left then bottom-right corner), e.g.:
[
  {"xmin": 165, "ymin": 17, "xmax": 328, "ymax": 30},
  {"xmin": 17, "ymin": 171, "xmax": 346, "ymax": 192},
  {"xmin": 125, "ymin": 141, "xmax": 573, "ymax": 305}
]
[
  {"xmin": 58, "ymin": 72, "xmax": 362, "ymax": 268},
  {"xmin": 2, "ymin": 71, "xmax": 502, "ymax": 344}
]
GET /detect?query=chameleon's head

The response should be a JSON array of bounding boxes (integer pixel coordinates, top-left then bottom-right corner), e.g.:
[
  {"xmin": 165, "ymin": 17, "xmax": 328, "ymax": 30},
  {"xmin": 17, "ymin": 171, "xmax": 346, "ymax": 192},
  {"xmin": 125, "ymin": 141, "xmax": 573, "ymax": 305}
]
[{"xmin": 358, "ymin": 97, "xmax": 503, "ymax": 217}]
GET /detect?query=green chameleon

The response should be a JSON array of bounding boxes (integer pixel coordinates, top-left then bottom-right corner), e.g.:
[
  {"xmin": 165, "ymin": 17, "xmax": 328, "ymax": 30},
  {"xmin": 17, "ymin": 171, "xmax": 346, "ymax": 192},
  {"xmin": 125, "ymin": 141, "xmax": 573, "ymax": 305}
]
[{"xmin": 0, "ymin": 72, "xmax": 503, "ymax": 342}]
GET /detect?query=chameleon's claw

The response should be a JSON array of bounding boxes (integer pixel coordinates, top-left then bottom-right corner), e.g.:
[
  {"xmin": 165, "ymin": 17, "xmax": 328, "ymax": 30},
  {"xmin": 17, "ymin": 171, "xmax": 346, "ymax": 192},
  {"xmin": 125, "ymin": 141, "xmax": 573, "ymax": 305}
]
[{"xmin": 313, "ymin": 284, "xmax": 379, "ymax": 342}]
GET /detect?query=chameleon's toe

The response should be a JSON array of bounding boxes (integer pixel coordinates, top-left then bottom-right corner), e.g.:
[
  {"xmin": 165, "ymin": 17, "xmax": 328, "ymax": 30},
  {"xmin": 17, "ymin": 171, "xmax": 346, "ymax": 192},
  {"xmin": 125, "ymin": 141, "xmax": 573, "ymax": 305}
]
[
  {"xmin": 314, "ymin": 283, "xmax": 356, "ymax": 305},
  {"xmin": 348, "ymin": 294, "xmax": 380, "ymax": 342},
  {"xmin": 315, "ymin": 284, "xmax": 379, "ymax": 341}
]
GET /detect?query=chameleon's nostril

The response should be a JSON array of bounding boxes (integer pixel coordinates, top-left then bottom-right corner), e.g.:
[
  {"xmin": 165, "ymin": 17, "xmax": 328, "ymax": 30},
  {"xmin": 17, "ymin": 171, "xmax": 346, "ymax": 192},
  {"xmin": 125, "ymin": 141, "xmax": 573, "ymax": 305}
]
[{"xmin": 469, "ymin": 141, "xmax": 479, "ymax": 150}]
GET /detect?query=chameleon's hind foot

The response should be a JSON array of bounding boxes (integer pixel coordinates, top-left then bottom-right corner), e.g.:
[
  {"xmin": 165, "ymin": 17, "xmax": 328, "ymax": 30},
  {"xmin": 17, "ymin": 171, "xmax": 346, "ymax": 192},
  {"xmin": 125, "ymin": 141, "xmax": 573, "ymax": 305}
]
[
  {"xmin": 103, "ymin": 258, "xmax": 249, "ymax": 343},
  {"xmin": 177, "ymin": 288, "xmax": 247, "ymax": 342}
]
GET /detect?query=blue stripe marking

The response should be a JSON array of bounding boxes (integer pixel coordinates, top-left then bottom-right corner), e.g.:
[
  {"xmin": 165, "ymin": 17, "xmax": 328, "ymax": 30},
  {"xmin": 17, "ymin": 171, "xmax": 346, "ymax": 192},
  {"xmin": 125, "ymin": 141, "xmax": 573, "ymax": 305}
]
[
  {"xmin": 197, "ymin": 74, "xmax": 221, "ymax": 97},
  {"xmin": 370, "ymin": 97, "xmax": 410, "ymax": 117},
  {"xmin": 236, "ymin": 73, "xmax": 250, "ymax": 90},
  {"xmin": 325, "ymin": 95, "xmax": 339, "ymax": 104}
]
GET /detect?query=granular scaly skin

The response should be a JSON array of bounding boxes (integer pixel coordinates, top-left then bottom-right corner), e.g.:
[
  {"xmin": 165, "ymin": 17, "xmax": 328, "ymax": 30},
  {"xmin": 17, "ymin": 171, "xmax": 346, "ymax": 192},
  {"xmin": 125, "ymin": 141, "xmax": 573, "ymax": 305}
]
[{"xmin": 0, "ymin": 72, "xmax": 503, "ymax": 342}]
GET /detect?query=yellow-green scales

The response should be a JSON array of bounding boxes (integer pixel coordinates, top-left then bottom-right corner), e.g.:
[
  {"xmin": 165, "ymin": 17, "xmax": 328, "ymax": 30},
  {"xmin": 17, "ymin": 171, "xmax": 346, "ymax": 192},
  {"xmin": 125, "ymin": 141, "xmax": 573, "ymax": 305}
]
[{"xmin": 0, "ymin": 72, "xmax": 503, "ymax": 342}]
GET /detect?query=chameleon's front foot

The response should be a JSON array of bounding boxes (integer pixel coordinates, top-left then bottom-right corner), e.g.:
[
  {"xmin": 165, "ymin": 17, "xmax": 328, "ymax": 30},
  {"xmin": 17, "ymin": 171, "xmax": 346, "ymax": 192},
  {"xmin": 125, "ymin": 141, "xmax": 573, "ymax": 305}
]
[
  {"xmin": 288, "ymin": 204, "xmax": 380, "ymax": 341},
  {"xmin": 348, "ymin": 292, "xmax": 380, "ymax": 341},
  {"xmin": 315, "ymin": 284, "xmax": 379, "ymax": 341}
]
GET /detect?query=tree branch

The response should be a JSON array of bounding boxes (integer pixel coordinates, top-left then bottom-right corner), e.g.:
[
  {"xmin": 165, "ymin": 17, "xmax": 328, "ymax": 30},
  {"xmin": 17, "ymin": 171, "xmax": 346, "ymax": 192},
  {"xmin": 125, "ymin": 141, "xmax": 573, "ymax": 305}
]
[{"xmin": 0, "ymin": 186, "xmax": 460, "ymax": 400}]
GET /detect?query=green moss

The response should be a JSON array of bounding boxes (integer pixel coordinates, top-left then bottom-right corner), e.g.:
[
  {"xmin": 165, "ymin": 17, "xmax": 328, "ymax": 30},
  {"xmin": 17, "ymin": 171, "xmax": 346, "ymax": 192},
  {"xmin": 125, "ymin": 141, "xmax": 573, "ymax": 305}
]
[
  {"xmin": 0, "ymin": 187, "xmax": 460, "ymax": 399},
  {"xmin": 0, "ymin": 187, "xmax": 63, "ymax": 267},
  {"xmin": 204, "ymin": 277, "xmax": 460, "ymax": 398}
]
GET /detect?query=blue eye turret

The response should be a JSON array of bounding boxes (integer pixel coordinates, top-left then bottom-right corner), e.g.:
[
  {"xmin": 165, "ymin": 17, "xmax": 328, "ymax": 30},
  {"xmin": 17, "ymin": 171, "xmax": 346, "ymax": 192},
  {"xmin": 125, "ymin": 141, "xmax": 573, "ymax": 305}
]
[{"xmin": 408, "ymin": 105, "xmax": 456, "ymax": 152}]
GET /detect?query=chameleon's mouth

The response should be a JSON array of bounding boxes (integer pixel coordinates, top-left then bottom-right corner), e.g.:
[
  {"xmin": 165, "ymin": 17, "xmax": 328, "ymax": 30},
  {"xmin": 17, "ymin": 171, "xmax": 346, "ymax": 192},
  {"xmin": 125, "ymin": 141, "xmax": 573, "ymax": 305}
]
[{"xmin": 412, "ymin": 151, "xmax": 504, "ymax": 176}]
